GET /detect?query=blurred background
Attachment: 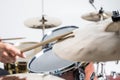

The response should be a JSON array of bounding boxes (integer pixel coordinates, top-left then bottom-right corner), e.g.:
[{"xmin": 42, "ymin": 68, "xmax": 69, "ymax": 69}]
[{"xmin": 0, "ymin": 0, "xmax": 120, "ymax": 42}]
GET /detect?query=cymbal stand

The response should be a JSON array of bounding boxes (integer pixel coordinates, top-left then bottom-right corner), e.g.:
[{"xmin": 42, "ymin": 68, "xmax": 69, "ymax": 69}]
[
  {"xmin": 97, "ymin": 62, "xmax": 106, "ymax": 80},
  {"xmin": 98, "ymin": 7, "xmax": 104, "ymax": 21},
  {"xmin": 41, "ymin": 15, "xmax": 47, "ymax": 37},
  {"xmin": 89, "ymin": 0, "xmax": 97, "ymax": 11},
  {"xmin": 96, "ymin": 62, "xmax": 99, "ymax": 76},
  {"xmin": 41, "ymin": 0, "xmax": 46, "ymax": 37},
  {"xmin": 112, "ymin": 11, "xmax": 120, "ymax": 35}
]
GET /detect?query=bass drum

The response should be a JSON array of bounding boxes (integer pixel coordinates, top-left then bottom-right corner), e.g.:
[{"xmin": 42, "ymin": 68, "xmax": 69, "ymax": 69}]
[{"xmin": 28, "ymin": 26, "xmax": 81, "ymax": 80}]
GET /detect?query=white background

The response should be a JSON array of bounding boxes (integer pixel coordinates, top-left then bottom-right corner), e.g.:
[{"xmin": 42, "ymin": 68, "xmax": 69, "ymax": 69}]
[{"xmin": 0, "ymin": 0, "xmax": 120, "ymax": 76}]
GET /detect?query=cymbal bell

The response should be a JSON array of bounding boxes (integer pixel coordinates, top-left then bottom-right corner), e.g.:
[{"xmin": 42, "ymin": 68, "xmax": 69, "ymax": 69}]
[
  {"xmin": 53, "ymin": 19, "xmax": 120, "ymax": 62},
  {"xmin": 81, "ymin": 12, "xmax": 112, "ymax": 22},
  {"xmin": 105, "ymin": 21, "xmax": 120, "ymax": 33},
  {"xmin": 24, "ymin": 16, "xmax": 62, "ymax": 29}
]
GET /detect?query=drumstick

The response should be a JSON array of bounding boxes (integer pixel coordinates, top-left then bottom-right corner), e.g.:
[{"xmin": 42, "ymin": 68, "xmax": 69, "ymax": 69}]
[
  {"xmin": 21, "ymin": 32, "xmax": 73, "ymax": 52},
  {"xmin": 1, "ymin": 37, "xmax": 26, "ymax": 41}
]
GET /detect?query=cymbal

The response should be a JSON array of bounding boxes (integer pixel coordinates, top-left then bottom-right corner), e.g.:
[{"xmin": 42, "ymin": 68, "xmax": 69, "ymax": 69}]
[
  {"xmin": 24, "ymin": 16, "xmax": 62, "ymax": 29},
  {"xmin": 105, "ymin": 21, "xmax": 120, "ymax": 33},
  {"xmin": 81, "ymin": 12, "xmax": 112, "ymax": 22},
  {"xmin": 53, "ymin": 19, "xmax": 120, "ymax": 62}
]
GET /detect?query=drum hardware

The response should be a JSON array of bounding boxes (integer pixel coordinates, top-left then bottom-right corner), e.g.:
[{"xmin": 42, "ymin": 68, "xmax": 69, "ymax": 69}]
[
  {"xmin": 116, "ymin": 60, "xmax": 119, "ymax": 64},
  {"xmin": 97, "ymin": 62, "xmax": 106, "ymax": 79},
  {"xmin": 4, "ymin": 62, "xmax": 27, "ymax": 74},
  {"xmin": 110, "ymin": 71, "xmax": 117, "ymax": 79},
  {"xmin": 105, "ymin": 11, "xmax": 120, "ymax": 35},
  {"xmin": 89, "ymin": 0, "xmax": 97, "ymax": 11},
  {"xmin": 106, "ymin": 71, "xmax": 120, "ymax": 80}
]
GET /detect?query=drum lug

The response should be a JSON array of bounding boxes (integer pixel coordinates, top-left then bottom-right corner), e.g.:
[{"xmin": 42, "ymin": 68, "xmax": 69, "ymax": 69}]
[{"xmin": 54, "ymin": 70, "xmax": 62, "ymax": 76}]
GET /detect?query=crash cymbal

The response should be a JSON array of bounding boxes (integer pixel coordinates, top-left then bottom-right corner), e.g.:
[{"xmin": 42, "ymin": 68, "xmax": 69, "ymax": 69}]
[
  {"xmin": 105, "ymin": 21, "xmax": 120, "ymax": 33},
  {"xmin": 24, "ymin": 16, "xmax": 62, "ymax": 29},
  {"xmin": 53, "ymin": 19, "xmax": 120, "ymax": 62},
  {"xmin": 81, "ymin": 12, "xmax": 112, "ymax": 22}
]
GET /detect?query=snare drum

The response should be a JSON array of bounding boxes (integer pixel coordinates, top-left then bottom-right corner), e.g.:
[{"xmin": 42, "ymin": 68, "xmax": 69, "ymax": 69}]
[
  {"xmin": 42, "ymin": 26, "xmax": 78, "ymax": 48},
  {"xmin": 0, "ymin": 73, "xmax": 65, "ymax": 80},
  {"xmin": 4, "ymin": 42, "xmax": 42, "ymax": 74},
  {"xmin": 28, "ymin": 26, "xmax": 81, "ymax": 80},
  {"xmin": 28, "ymin": 48, "xmax": 82, "ymax": 80}
]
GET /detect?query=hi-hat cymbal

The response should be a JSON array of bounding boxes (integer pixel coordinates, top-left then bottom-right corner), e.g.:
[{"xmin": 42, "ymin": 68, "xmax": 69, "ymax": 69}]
[
  {"xmin": 81, "ymin": 12, "xmax": 112, "ymax": 22},
  {"xmin": 24, "ymin": 16, "xmax": 62, "ymax": 29},
  {"xmin": 53, "ymin": 19, "xmax": 120, "ymax": 62}
]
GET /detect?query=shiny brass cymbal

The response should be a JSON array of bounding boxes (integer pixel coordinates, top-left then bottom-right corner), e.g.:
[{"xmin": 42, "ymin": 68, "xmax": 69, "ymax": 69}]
[
  {"xmin": 24, "ymin": 16, "xmax": 62, "ymax": 29},
  {"xmin": 81, "ymin": 12, "xmax": 112, "ymax": 22},
  {"xmin": 53, "ymin": 19, "xmax": 120, "ymax": 62},
  {"xmin": 105, "ymin": 20, "xmax": 120, "ymax": 34}
]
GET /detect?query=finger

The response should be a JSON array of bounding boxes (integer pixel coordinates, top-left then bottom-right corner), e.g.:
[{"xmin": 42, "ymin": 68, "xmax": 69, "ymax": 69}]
[
  {"xmin": 20, "ymin": 52, "xmax": 26, "ymax": 58},
  {"xmin": 1, "ymin": 52, "xmax": 16, "ymax": 63},
  {"xmin": 5, "ymin": 43, "xmax": 25, "ymax": 58},
  {"xmin": 0, "ymin": 57, "xmax": 9, "ymax": 63}
]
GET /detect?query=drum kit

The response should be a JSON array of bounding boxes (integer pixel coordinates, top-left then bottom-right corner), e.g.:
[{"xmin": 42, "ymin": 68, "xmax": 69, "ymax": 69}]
[{"xmin": 1, "ymin": 0, "xmax": 120, "ymax": 80}]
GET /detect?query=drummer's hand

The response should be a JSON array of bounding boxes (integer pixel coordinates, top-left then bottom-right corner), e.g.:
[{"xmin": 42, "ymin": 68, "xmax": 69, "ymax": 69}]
[
  {"xmin": 0, "ymin": 42, "xmax": 26, "ymax": 63},
  {"xmin": 0, "ymin": 76, "xmax": 27, "ymax": 80}
]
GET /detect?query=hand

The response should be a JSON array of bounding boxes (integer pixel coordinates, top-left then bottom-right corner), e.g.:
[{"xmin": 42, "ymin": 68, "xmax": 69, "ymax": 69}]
[{"xmin": 0, "ymin": 42, "xmax": 26, "ymax": 63}]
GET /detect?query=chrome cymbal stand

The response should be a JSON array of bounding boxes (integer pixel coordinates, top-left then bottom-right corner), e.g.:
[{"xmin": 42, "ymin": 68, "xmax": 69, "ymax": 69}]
[
  {"xmin": 41, "ymin": 0, "xmax": 46, "ymax": 37},
  {"xmin": 97, "ymin": 62, "xmax": 106, "ymax": 80},
  {"xmin": 89, "ymin": 0, "xmax": 97, "ymax": 11}
]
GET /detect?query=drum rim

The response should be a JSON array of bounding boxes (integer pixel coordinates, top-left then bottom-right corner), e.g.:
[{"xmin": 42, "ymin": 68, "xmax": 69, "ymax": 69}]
[
  {"xmin": 42, "ymin": 26, "xmax": 78, "ymax": 41},
  {"xmin": 27, "ymin": 26, "xmax": 79, "ymax": 73},
  {"xmin": 27, "ymin": 49, "xmax": 76, "ymax": 73}
]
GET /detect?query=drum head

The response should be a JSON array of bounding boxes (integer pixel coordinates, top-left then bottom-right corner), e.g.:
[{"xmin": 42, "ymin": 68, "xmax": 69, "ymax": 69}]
[
  {"xmin": 28, "ymin": 26, "xmax": 78, "ymax": 73},
  {"xmin": 28, "ymin": 49, "xmax": 75, "ymax": 73}
]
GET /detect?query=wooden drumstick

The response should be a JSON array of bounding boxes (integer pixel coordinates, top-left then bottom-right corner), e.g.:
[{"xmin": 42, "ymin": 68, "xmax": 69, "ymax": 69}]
[
  {"xmin": 1, "ymin": 37, "xmax": 25, "ymax": 41},
  {"xmin": 21, "ymin": 32, "xmax": 73, "ymax": 52}
]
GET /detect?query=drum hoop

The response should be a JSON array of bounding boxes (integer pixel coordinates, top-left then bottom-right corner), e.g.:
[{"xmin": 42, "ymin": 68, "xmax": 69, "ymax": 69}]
[
  {"xmin": 58, "ymin": 63, "xmax": 76, "ymax": 74},
  {"xmin": 42, "ymin": 26, "xmax": 78, "ymax": 41},
  {"xmin": 28, "ymin": 56, "xmax": 76, "ymax": 74}
]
